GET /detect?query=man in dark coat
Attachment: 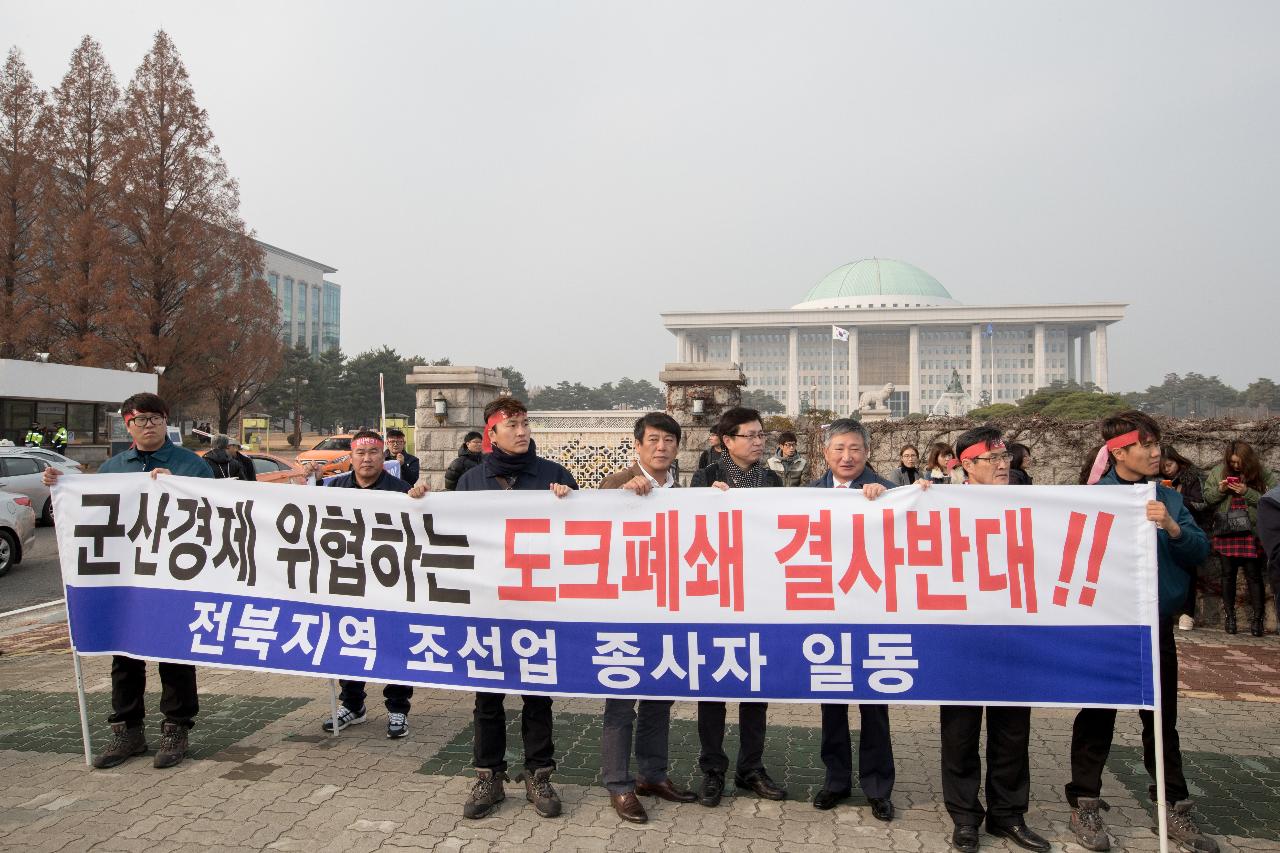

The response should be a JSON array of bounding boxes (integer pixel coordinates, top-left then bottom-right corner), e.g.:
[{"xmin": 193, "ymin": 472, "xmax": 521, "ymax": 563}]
[
  {"xmin": 444, "ymin": 430, "xmax": 483, "ymax": 490},
  {"xmin": 228, "ymin": 438, "xmax": 256, "ymax": 481},
  {"xmin": 204, "ymin": 434, "xmax": 247, "ymax": 480},
  {"xmin": 456, "ymin": 397, "xmax": 575, "ymax": 821},
  {"xmin": 805, "ymin": 418, "xmax": 897, "ymax": 823},
  {"xmin": 385, "ymin": 427, "xmax": 419, "ymax": 486}
]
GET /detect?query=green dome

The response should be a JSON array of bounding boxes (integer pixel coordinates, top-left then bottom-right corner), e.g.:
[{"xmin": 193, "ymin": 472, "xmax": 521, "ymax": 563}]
[{"xmin": 796, "ymin": 258, "xmax": 954, "ymax": 307}]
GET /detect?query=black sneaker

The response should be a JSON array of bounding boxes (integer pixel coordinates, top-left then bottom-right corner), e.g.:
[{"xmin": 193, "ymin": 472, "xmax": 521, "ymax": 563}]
[
  {"xmin": 386, "ymin": 712, "xmax": 408, "ymax": 739},
  {"xmin": 320, "ymin": 706, "xmax": 366, "ymax": 733}
]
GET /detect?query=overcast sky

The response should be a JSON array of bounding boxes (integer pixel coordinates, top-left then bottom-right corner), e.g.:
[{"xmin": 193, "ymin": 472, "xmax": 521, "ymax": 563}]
[{"xmin": 7, "ymin": 1, "xmax": 1277, "ymax": 393}]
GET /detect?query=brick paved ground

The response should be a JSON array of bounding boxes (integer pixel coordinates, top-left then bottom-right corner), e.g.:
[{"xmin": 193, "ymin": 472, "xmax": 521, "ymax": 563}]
[{"xmin": 1, "ymin": 614, "xmax": 1279, "ymax": 852}]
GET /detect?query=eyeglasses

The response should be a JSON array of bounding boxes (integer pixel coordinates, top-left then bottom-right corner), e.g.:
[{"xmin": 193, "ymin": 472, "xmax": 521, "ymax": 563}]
[
  {"xmin": 974, "ymin": 452, "xmax": 1013, "ymax": 464},
  {"xmin": 730, "ymin": 432, "xmax": 766, "ymax": 442},
  {"xmin": 127, "ymin": 414, "xmax": 166, "ymax": 427}
]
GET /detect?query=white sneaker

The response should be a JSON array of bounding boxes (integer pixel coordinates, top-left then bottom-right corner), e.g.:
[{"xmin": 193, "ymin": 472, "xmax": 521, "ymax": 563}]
[{"xmin": 1178, "ymin": 614, "xmax": 1195, "ymax": 631}]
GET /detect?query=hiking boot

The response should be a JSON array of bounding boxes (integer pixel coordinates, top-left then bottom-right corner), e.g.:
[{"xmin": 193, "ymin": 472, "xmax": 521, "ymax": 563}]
[
  {"xmin": 386, "ymin": 712, "xmax": 408, "ymax": 739},
  {"xmin": 153, "ymin": 721, "xmax": 188, "ymax": 769},
  {"xmin": 92, "ymin": 722, "xmax": 147, "ymax": 769},
  {"xmin": 1166, "ymin": 800, "xmax": 1219, "ymax": 853},
  {"xmin": 320, "ymin": 705, "xmax": 366, "ymax": 733},
  {"xmin": 462, "ymin": 768, "xmax": 507, "ymax": 819},
  {"xmin": 519, "ymin": 766, "xmax": 562, "ymax": 818},
  {"xmin": 1070, "ymin": 797, "xmax": 1111, "ymax": 851}
]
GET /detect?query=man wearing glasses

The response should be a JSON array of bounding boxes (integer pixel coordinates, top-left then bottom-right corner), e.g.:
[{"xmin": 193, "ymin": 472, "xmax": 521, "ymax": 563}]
[
  {"xmin": 941, "ymin": 426, "xmax": 1049, "ymax": 853},
  {"xmin": 690, "ymin": 407, "xmax": 786, "ymax": 806},
  {"xmin": 42, "ymin": 393, "xmax": 213, "ymax": 771}
]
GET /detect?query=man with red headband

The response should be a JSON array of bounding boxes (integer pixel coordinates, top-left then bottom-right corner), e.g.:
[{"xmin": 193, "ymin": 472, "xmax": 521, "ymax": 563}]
[
  {"xmin": 1064, "ymin": 411, "xmax": 1216, "ymax": 853},
  {"xmin": 941, "ymin": 426, "xmax": 1049, "ymax": 853},
  {"xmin": 456, "ymin": 397, "xmax": 576, "ymax": 820},
  {"xmin": 319, "ymin": 429, "xmax": 428, "ymax": 739},
  {"xmin": 42, "ymin": 393, "xmax": 213, "ymax": 771}
]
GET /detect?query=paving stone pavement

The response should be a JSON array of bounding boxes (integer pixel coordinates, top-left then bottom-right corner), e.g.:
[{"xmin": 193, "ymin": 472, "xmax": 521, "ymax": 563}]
[{"xmin": 1, "ymin": 616, "xmax": 1278, "ymax": 852}]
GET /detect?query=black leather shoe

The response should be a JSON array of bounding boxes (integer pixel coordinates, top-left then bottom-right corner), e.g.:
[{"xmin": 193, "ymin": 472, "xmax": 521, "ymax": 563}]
[
  {"xmin": 951, "ymin": 824, "xmax": 980, "ymax": 853},
  {"xmin": 698, "ymin": 772, "xmax": 725, "ymax": 807},
  {"xmin": 986, "ymin": 820, "xmax": 1050, "ymax": 853},
  {"xmin": 812, "ymin": 787, "xmax": 850, "ymax": 810},
  {"xmin": 869, "ymin": 797, "xmax": 895, "ymax": 821},
  {"xmin": 734, "ymin": 769, "xmax": 787, "ymax": 801}
]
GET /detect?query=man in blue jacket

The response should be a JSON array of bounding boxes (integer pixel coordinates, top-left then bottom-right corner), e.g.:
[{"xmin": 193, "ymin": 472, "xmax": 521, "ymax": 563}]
[
  {"xmin": 806, "ymin": 418, "xmax": 898, "ymax": 823},
  {"xmin": 456, "ymin": 396, "xmax": 576, "ymax": 821},
  {"xmin": 42, "ymin": 393, "xmax": 213, "ymax": 771},
  {"xmin": 1065, "ymin": 411, "xmax": 1217, "ymax": 853}
]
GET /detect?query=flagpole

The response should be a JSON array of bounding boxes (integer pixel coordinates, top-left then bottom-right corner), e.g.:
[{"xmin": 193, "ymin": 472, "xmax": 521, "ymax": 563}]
[{"xmin": 829, "ymin": 335, "xmax": 834, "ymax": 413}]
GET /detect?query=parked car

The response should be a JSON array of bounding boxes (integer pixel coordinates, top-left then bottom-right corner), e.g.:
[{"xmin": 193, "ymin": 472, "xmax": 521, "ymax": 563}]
[
  {"xmin": 0, "ymin": 446, "xmax": 82, "ymax": 471},
  {"xmin": 0, "ymin": 455, "xmax": 54, "ymax": 525},
  {"xmin": 0, "ymin": 489, "xmax": 37, "ymax": 577},
  {"xmin": 294, "ymin": 434, "xmax": 354, "ymax": 476},
  {"xmin": 196, "ymin": 450, "xmax": 309, "ymax": 484}
]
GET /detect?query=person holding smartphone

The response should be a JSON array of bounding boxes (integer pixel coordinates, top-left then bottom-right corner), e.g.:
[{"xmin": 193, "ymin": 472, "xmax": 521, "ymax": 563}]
[{"xmin": 1203, "ymin": 441, "xmax": 1277, "ymax": 636}]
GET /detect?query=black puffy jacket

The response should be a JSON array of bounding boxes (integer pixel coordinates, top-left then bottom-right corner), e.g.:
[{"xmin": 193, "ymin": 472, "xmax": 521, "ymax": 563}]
[{"xmin": 444, "ymin": 447, "xmax": 482, "ymax": 491}]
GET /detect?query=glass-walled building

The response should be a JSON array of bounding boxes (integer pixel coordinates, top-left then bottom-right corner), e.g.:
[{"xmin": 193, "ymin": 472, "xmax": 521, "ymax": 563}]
[
  {"xmin": 663, "ymin": 258, "xmax": 1125, "ymax": 417},
  {"xmin": 257, "ymin": 240, "xmax": 342, "ymax": 356}
]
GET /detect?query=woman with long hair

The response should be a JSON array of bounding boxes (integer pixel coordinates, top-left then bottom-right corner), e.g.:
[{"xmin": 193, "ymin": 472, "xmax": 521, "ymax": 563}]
[
  {"xmin": 1007, "ymin": 442, "xmax": 1033, "ymax": 486},
  {"xmin": 925, "ymin": 442, "xmax": 956, "ymax": 484},
  {"xmin": 1203, "ymin": 441, "xmax": 1278, "ymax": 635},
  {"xmin": 1162, "ymin": 445, "xmax": 1209, "ymax": 630},
  {"xmin": 891, "ymin": 444, "xmax": 920, "ymax": 486}
]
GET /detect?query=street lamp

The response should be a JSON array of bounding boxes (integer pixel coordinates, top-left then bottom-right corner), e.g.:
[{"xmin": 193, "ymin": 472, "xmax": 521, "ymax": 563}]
[{"xmin": 433, "ymin": 392, "xmax": 448, "ymax": 425}]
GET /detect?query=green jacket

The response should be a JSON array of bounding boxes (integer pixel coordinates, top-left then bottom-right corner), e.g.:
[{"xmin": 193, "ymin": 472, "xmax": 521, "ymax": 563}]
[{"xmin": 1202, "ymin": 463, "xmax": 1278, "ymax": 531}]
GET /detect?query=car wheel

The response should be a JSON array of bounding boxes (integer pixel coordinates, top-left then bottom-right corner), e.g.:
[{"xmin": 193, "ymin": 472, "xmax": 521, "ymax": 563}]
[
  {"xmin": 40, "ymin": 496, "xmax": 53, "ymax": 526},
  {"xmin": 0, "ymin": 529, "xmax": 15, "ymax": 578}
]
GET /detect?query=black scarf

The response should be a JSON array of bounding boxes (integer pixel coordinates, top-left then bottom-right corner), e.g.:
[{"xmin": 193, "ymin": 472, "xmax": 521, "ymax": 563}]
[
  {"xmin": 485, "ymin": 438, "xmax": 540, "ymax": 482},
  {"xmin": 720, "ymin": 454, "xmax": 765, "ymax": 488}
]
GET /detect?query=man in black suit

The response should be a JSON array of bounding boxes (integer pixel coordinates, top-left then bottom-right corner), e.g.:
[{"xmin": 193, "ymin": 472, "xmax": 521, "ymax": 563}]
[{"xmin": 806, "ymin": 418, "xmax": 897, "ymax": 822}]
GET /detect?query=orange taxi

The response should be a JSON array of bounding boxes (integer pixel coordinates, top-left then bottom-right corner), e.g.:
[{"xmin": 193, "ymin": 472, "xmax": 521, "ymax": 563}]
[{"xmin": 294, "ymin": 434, "xmax": 356, "ymax": 476}]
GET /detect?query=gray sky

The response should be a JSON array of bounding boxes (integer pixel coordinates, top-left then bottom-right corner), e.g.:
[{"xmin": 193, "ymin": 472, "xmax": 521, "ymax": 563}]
[{"xmin": 7, "ymin": 1, "xmax": 1277, "ymax": 393}]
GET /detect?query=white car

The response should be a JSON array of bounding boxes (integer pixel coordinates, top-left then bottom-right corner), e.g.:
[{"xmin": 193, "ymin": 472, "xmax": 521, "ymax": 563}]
[
  {"xmin": 0, "ymin": 489, "xmax": 36, "ymax": 577},
  {"xmin": 0, "ymin": 447, "xmax": 82, "ymax": 471},
  {"xmin": 0, "ymin": 455, "xmax": 54, "ymax": 525}
]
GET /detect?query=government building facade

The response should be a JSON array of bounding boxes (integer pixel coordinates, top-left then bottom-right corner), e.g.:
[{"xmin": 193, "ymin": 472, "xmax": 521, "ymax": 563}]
[{"xmin": 661, "ymin": 258, "xmax": 1124, "ymax": 417}]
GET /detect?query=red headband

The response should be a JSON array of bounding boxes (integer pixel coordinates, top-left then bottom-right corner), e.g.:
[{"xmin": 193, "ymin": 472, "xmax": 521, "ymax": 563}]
[
  {"xmin": 1104, "ymin": 430, "xmax": 1140, "ymax": 452},
  {"xmin": 960, "ymin": 439, "xmax": 1005, "ymax": 462},
  {"xmin": 351, "ymin": 436, "xmax": 384, "ymax": 450},
  {"xmin": 482, "ymin": 411, "xmax": 511, "ymax": 453}
]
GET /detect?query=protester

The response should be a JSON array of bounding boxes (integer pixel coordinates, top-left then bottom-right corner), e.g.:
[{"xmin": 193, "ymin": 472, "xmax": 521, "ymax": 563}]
[
  {"xmin": 204, "ymin": 434, "xmax": 248, "ymax": 480},
  {"xmin": 596, "ymin": 413, "xmax": 698, "ymax": 824},
  {"xmin": 1066, "ymin": 411, "xmax": 1216, "ymax": 853},
  {"xmin": 42, "ymin": 393, "xmax": 212, "ymax": 770},
  {"xmin": 1162, "ymin": 445, "xmax": 1209, "ymax": 630},
  {"xmin": 318, "ymin": 429, "xmax": 428, "ymax": 739},
  {"xmin": 926, "ymin": 441, "xmax": 957, "ymax": 484},
  {"xmin": 806, "ymin": 418, "xmax": 898, "ymax": 822},
  {"xmin": 456, "ymin": 397, "xmax": 576, "ymax": 820},
  {"xmin": 1203, "ymin": 441, "xmax": 1276, "ymax": 636},
  {"xmin": 696, "ymin": 425, "xmax": 725, "ymax": 470},
  {"xmin": 444, "ymin": 430, "xmax": 483, "ymax": 491},
  {"xmin": 690, "ymin": 407, "xmax": 786, "ymax": 805},
  {"xmin": 766, "ymin": 430, "xmax": 807, "ymax": 486},
  {"xmin": 385, "ymin": 427, "xmax": 420, "ymax": 486},
  {"xmin": 227, "ymin": 438, "xmax": 256, "ymax": 482},
  {"xmin": 942, "ymin": 426, "xmax": 1049, "ymax": 853},
  {"xmin": 1007, "ymin": 442, "xmax": 1033, "ymax": 485},
  {"xmin": 890, "ymin": 444, "xmax": 920, "ymax": 486}
]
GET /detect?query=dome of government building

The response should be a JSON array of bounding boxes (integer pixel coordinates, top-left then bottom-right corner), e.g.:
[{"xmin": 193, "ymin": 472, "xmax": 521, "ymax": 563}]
[{"xmin": 792, "ymin": 258, "xmax": 957, "ymax": 309}]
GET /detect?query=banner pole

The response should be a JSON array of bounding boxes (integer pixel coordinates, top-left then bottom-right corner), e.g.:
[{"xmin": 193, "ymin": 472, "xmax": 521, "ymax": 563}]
[
  {"xmin": 71, "ymin": 652, "xmax": 93, "ymax": 767},
  {"xmin": 1143, "ymin": 486, "xmax": 1169, "ymax": 853},
  {"xmin": 329, "ymin": 679, "xmax": 340, "ymax": 737}
]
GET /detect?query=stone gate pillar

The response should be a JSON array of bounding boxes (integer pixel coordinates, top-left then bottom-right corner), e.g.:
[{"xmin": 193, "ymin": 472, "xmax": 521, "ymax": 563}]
[
  {"xmin": 407, "ymin": 365, "xmax": 507, "ymax": 490},
  {"xmin": 660, "ymin": 361, "xmax": 745, "ymax": 485}
]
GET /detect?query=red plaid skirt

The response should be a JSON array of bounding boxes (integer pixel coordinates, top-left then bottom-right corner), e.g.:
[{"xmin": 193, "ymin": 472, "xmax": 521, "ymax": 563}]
[{"xmin": 1214, "ymin": 533, "xmax": 1261, "ymax": 559}]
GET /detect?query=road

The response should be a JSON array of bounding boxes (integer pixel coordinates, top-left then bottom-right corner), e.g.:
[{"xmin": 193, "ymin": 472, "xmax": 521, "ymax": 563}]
[{"xmin": 0, "ymin": 526, "xmax": 64, "ymax": 613}]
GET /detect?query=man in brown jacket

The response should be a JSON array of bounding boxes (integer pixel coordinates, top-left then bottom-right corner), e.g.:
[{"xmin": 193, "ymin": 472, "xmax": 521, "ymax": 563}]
[{"xmin": 598, "ymin": 412, "xmax": 698, "ymax": 823}]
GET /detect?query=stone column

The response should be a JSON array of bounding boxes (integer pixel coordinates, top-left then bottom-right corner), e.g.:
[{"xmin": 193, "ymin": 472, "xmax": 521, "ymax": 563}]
[
  {"xmin": 787, "ymin": 327, "xmax": 799, "ymax": 415},
  {"xmin": 729, "ymin": 328, "xmax": 741, "ymax": 365},
  {"xmin": 970, "ymin": 323, "xmax": 983, "ymax": 406},
  {"xmin": 660, "ymin": 362, "xmax": 746, "ymax": 486},
  {"xmin": 1093, "ymin": 322, "xmax": 1109, "ymax": 392},
  {"xmin": 1079, "ymin": 329, "xmax": 1093, "ymax": 389},
  {"xmin": 407, "ymin": 365, "xmax": 507, "ymax": 490},
  {"xmin": 1033, "ymin": 322, "xmax": 1047, "ymax": 389},
  {"xmin": 908, "ymin": 325, "xmax": 920, "ymax": 415},
  {"xmin": 1066, "ymin": 330, "xmax": 1077, "ymax": 383},
  {"xmin": 675, "ymin": 330, "xmax": 688, "ymax": 361},
  {"xmin": 846, "ymin": 327, "xmax": 860, "ymax": 416}
]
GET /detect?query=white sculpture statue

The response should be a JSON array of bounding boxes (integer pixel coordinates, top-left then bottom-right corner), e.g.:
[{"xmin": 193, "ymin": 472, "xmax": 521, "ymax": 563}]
[{"xmin": 858, "ymin": 382, "xmax": 895, "ymax": 412}]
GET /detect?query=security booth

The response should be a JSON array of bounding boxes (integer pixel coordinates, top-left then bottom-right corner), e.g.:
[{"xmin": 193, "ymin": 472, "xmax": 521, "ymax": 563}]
[
  {"xmin": 241, "ymin": 415, "xmax": 270, "ymax": 452},
  {"xmin": 0, "ymin": 360, "xmax": 157, "ymax": 466},
  {"xmin": 386, "ymin": 412, "xmax": 414, "ymax": 448}
]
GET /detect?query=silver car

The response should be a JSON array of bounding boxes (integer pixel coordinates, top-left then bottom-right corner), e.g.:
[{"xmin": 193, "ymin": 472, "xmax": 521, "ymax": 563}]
[
  {"xmin": 0, "ymin": 447, "xmax": 82, "ymax": 471},
  {"xmin": 0, "ymin": 455, "xmax": 54, "ymax": 525},
  {"xmin": 0, "ymin": 488, "xmax": 36, "ymax": 577}
]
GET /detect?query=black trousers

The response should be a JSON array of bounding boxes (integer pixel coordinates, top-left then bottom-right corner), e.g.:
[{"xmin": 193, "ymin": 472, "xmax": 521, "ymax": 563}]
[
  {"xmin": 697, "ymin": 700, "xmax": 767, "ymax": 775},
  {"xmin": 1179, "ymin": 562, "xmax": 1198, "ymax": 618},
  {"xmin": 473, "ymin": 692, "xmax": 555, "ymax": 773},
  {"xmin": 1222, "ymin": 556, "xmax": 1266, "ymax": 620},
  {"xmin": 1065, "ymin": 619, "xmax": 1189, "ymax": 805},
  {"xmin": 819, "ymin": 703, "xmax": 895, "ymax": 799},
  {"xmin": 108, "ymin": 655, "xmax": 198, "ymax": 730},
  {"xmin": 338, "ymin": 681, "xmax": 412, "ymax": 714},
  {"xmin": 940, "ymin": 704, "xmax": 1031, "ymax": 827}
]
